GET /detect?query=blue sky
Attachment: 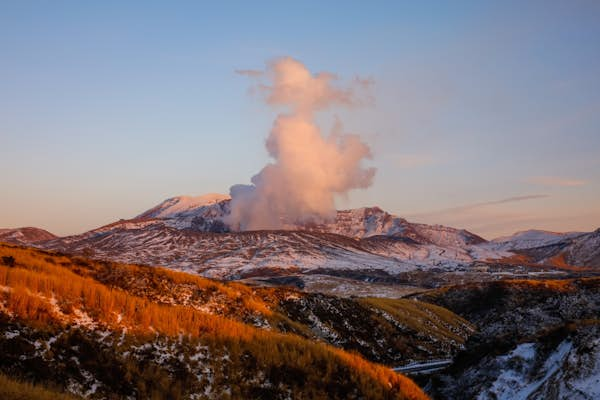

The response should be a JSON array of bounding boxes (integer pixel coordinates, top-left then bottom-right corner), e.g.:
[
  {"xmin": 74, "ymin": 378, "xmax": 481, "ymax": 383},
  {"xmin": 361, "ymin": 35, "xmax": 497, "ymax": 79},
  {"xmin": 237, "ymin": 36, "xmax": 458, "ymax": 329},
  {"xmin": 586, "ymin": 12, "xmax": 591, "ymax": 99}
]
[{"xmin": 1, "ymin": 1, "xmax": 599, "ymax": 238}]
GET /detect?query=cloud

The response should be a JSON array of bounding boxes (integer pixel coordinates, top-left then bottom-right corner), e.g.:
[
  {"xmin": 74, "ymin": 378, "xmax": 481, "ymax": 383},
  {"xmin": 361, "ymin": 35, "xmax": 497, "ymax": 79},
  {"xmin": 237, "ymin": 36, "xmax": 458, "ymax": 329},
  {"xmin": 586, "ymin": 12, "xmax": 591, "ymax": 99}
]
[
  {"xmin": 488, "ymin": 194, "xmax": 550, "ymax": 205},
  {"xmin": 526, "ymin": 176, "xmax": 586, "ymax": 187},
  {"xmin": 406, "ymin": 194, "xmax": 551, "ymax": 239},
  {"xmin": 409, "ymin": 194, "xmax": 549, "ymax": 220}
]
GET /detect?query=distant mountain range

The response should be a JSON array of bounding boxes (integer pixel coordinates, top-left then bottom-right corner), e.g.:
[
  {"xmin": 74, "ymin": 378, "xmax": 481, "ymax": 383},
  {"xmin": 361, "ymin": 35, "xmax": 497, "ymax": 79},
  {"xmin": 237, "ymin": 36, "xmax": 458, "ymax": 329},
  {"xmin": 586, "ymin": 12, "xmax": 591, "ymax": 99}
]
[
  {"xmin": 0, "ymin": 227, "xmax": 57, "ymax": 245},
  {"xmin": 2, "ymin": 194, "xmax": 599, "ymax": 291}
]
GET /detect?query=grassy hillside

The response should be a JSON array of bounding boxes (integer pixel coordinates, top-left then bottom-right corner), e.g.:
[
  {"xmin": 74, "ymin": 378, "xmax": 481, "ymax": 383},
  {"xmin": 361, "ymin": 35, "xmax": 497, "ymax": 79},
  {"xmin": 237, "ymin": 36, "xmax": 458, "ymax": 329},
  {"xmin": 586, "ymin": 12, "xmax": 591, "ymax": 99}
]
[
  {"xmin": 0, "ymin": 242, "xmax": 428, "ymax": 399},
  {"xmin": 0, "ymin": 372, "xmax": 81, "ymax": 400},
  {"xmin": 0, "ymin": 242, "xmax": 473, "ymax": 366}
]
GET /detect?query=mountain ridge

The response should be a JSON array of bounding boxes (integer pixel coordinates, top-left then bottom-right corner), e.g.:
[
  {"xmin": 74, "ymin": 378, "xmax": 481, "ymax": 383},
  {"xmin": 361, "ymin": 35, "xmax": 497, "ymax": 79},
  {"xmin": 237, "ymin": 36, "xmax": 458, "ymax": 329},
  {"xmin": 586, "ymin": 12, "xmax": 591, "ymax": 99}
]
[{"xmin": 3, "ymin": 195, "xmax": 599, "ymax": 289}]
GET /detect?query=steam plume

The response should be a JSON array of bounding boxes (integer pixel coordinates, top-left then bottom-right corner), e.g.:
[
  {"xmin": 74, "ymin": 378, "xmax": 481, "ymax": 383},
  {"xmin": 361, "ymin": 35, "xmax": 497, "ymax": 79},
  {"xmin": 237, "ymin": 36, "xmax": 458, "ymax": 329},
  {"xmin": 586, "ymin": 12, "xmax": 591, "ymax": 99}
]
[{"xmin": 226, "ymin": 57, "xmax": 376, "ymax": 231}]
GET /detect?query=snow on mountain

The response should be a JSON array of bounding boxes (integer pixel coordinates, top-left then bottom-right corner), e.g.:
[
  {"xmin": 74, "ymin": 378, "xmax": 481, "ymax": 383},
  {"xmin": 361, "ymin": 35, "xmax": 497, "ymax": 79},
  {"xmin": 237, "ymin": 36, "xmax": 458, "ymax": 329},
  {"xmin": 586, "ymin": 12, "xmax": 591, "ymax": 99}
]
[
  {"xmin": 0, "ymin": 227, "xmax": 57, "ymax": 245},
  {"xmin": 423, "ymin": 278, "xmax": 600, "ymax": 400},
  {"xmin": 39, "ymin": 196, "xmax": 510, "ymax": 281},
  {"xmin": 561, "ymin": 228, "xmax": 600, "ymax": 267},
  {"xmin": 479, "ymin": 341, "xmax": 573, "ymax": 400},
  {"xmin": 486, "ymin": 228, "xmax": 600, "ymax": 268},
  {"xmin": 23, "ymin": 194, "xmax": 599, "ymax": 281},
  {"xmin": 304, "ymin": 207, "xmax": 408, "ymax": 238},
  {"xmin": 43, "ymin": 225, "xmax": 433, "ymax": 279},
  {"xmin": 137, "ymin": 193, "xmax": 230, "ymax": 219},
  {"xmin": 458, "ymin": 334, "xmax": 600, "ymax": 400},
  {"xmin": 302, "ymin": 206, "xmax": 487, "ymax": 248},
  {"xmin": 491, "ymin": 229, "xmax": 584, "ymax": 250},
  {"xmin": 134, "ymin": 196, "xmax": 488, "ymax": 249}
]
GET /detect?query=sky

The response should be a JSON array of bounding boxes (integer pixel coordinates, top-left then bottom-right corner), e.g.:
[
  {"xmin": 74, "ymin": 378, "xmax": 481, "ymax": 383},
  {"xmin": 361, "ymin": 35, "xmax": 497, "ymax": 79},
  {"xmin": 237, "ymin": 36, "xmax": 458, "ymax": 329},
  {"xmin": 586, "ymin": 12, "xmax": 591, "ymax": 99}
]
[{"xmin": 1, "ymin": 1, "xmax": 599, "ymax": 239}]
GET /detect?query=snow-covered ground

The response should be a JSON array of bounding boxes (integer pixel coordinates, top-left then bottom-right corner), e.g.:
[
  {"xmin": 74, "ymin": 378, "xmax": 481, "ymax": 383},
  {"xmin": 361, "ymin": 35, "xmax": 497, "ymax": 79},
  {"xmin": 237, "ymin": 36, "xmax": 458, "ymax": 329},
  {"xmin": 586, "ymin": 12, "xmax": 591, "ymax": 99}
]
[{"xmin": 475, "ymin": 337, "xmax": 600, "ymax": 400}]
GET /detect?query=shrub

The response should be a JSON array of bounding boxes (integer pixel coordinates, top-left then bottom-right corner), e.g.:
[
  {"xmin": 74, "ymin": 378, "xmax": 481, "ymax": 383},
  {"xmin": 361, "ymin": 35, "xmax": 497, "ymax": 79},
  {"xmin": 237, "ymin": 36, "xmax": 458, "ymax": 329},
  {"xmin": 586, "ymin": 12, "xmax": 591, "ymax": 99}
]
[{"xmin": 1, "ymin": 256, "xmax": 15, "ymax": 267}]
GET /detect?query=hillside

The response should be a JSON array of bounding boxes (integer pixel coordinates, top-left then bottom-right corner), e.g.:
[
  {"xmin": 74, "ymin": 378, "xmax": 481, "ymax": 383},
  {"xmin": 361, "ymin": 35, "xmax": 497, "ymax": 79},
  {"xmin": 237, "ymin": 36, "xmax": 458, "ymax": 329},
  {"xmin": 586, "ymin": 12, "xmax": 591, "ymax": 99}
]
[
  {"xmin": 0, "ymin": 227, "xmax": 57, "ymax": 245},
  {"xmin": 2, "ymin": 245, "xmax": 599, "ymax": 398},
  {"xmin": 0, "ymin": 372, "xmax": 81, "ymax": 400},
  {"xmin": 0, "ymin": 242, "xmax": 472, "ymax": 365},
  {"xmin": 0, "ymin": 242, "xmax": 456, "ymax": 399},
  {"xmin": 488, "ymin": 229, "xmax": 600, "ymax": 268},
  {"xmin": 417, "ymin": 278, "xmax": 600, "ymax": 399}
]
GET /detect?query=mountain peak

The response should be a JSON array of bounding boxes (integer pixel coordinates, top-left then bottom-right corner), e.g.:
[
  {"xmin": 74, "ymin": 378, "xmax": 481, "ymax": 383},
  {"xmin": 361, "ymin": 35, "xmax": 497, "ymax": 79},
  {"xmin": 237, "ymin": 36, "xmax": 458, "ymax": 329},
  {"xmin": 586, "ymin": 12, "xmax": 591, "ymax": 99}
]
[{"xmin": 137, "ymin": 193, "xmax": 230, "ymax": 219}]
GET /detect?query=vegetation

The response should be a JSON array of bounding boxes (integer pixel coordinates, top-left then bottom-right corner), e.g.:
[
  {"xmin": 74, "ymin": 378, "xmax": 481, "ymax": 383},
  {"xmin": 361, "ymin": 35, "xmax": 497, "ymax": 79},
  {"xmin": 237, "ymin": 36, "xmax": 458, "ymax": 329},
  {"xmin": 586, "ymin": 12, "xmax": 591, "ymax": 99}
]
[
  {"xmin": 360, "ymin": 297, "xmax": 474, "ymax": 344},
  {"xmin": 0, "ymin": 372, "xmax": 81, "ymax": 400},
  {"xmin": 1, "ymin": 255, "xmax": 15, "ymax": 267},
  {"xmin": 0, "ymin": 242, "xmax": 473, "ymax": 365},
  {"xmin": 0, "ymin": 243, "xmax": 428, "ymax": 399}
]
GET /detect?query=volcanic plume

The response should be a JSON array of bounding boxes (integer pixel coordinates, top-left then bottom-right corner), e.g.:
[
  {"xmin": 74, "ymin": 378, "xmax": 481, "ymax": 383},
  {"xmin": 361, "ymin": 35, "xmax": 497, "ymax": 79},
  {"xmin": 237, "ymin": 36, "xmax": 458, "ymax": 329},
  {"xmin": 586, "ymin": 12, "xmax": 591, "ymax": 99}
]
[{"xmin": 226, "ymin": 57, "xmax": 376, "ymax": 231}]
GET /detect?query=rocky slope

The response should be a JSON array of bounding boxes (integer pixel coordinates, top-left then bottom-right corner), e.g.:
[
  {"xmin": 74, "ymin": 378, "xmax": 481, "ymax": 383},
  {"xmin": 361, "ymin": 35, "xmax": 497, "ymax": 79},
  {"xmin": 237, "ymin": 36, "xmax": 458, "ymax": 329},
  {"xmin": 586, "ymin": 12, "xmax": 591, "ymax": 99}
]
[
  {"xmin": 134, "ymin": 195, "xmax": 487, "ymax": 246},
  {"xmin": 35, "ymin": 195, "xmax": 512, "ymax": 285},
  {"xmin": 418, "ymin": 278, "xmax": 600, "ymax": 399}
]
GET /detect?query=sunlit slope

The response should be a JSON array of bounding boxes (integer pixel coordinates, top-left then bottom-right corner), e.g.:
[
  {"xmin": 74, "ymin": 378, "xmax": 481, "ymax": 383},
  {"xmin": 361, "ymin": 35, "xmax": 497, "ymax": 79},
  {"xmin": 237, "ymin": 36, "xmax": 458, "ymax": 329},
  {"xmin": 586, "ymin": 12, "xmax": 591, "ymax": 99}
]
[
  {"xmin": 0, "ymin": 242, "xmax": 472, "ymax": 366},
  {"xmin": 0, "ymin": 243, "xmax": 428, "ymax": 399}
]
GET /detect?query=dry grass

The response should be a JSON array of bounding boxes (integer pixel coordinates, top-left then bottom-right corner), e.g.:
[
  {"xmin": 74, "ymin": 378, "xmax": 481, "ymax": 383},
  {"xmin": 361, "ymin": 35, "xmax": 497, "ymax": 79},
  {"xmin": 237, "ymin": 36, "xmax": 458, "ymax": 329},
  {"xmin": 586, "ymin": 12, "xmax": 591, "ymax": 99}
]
[
  {"xmin": 505, "ymin": 278, "xmax": 580, "ymax": 292},
  {"xmin": 360, "ymin": 297, "xmax": 474, "ymax": 343},
  {"xmin": 0, "ymin": 372, "xmax": 81, "ymax": 400},
  {"xmin": 0, "ymin": 242, "xmax": 429, "ymax": 400}
]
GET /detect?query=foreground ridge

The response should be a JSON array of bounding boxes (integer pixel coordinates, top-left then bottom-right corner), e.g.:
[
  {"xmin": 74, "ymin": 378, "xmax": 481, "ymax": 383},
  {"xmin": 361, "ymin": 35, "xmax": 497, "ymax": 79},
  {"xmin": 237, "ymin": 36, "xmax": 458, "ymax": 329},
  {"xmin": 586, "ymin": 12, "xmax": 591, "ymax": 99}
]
[{"xmin": 0, "ymin": 242, "xmax": 431, "ymax": 399}]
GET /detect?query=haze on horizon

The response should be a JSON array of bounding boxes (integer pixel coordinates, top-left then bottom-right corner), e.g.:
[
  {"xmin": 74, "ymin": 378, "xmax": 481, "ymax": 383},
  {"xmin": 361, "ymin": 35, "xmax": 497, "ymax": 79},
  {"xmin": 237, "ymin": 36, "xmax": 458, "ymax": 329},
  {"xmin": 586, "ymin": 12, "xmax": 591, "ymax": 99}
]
[{"xmin": 1, "ymin": 1, "xmax": 599, "ymax": 239}]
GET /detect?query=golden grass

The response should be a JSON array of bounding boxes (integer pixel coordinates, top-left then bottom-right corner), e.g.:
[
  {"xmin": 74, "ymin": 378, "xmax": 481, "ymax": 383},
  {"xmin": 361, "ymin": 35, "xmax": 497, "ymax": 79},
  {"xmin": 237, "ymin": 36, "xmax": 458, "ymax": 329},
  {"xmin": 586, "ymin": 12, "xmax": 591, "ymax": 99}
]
[
  {"xmin": 0, "ymin": 242, "xmax": 429, "ymax": 400},
  {"xmin": 0, "ymin": 372, "xmax": 81, "ymax": 400},
  {"xmin": 360, "ymin": 297, "xmax": 474, "ymax": 343},
  {"xmin": 505, "ymin": 278, "xmax": 579, "ymax": 292}
]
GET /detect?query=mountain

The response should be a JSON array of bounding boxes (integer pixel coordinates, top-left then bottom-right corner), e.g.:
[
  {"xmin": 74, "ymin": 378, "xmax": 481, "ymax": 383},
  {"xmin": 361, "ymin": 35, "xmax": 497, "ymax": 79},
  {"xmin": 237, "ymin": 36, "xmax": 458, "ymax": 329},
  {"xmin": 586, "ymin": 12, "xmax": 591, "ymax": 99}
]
[
  {"xmin": 491, "ymin": 229, "xmax": 584, "ymax": 250},
  {"xmin": 2, "ymin": 196, "xmax": 598, "ymax": 399},
  {"xmin": 28, "ymin": 194, "xmax": 599, "ymax": 293},
  {"xmin": 560, "ymin": 228, "xmax": 600, "ymax": 267},
  {"xmin": 137, "ymin": 193, "xmax": 230, "ymax": 220},
  {"xmin": 4, "ymin": 195, "xmax": 597, "ymax": 293},
  {"xmin": 0, "ymin": 227, "xmax": 57, "ymax": 245},
  {"xmin": 39, "ymin": 219, "xmax": 507, "ymax": 290},
  {"xmin": 133, "ymin": 195, "xmax": 486, "ymax": 246},
  {"xmin": 490, "ymin": 229, "xmax": 600, "ymax": 268},
  {"xmin": 38, "ymin": 196, "xmax": 503, "ymax": 276}
]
